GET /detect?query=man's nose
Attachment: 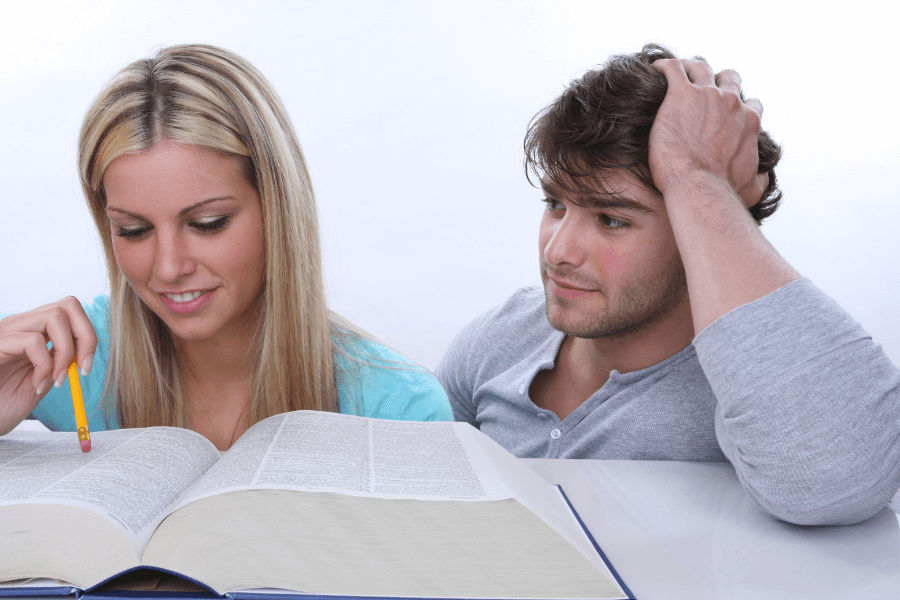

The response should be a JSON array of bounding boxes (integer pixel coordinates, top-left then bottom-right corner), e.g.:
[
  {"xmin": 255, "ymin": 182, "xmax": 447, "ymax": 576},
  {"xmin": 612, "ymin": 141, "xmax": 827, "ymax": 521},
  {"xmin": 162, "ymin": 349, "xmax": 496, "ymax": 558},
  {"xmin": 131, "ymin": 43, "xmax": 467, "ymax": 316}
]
[{"xmin": 543, "ymin": 213, "xmax": 587, "ymax": 267}]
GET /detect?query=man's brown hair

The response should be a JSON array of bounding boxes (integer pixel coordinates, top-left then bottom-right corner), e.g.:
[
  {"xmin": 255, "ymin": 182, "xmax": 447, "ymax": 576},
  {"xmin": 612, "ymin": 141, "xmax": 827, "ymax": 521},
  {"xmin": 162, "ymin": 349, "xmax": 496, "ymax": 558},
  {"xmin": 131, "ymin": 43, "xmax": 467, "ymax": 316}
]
[{"xmin": 525, "ymin": 43, "xmax": 783, "ymax": 223}]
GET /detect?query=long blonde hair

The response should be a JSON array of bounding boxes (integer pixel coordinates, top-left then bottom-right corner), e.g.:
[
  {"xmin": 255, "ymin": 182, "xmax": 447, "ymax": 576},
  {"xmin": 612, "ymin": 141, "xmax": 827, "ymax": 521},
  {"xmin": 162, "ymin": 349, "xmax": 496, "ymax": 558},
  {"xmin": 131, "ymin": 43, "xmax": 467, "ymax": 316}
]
[{"xmin": 78, "ymin": 44, "xmax": 340, "ymax": 428}]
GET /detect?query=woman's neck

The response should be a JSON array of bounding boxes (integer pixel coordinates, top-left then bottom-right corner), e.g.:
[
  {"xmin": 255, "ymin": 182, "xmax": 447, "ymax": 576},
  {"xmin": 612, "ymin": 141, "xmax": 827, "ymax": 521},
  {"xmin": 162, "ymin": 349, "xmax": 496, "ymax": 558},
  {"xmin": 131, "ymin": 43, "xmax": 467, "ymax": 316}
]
[{"xmin": 177, "ymin": 319, "xmax": 259, "ymax": 451}]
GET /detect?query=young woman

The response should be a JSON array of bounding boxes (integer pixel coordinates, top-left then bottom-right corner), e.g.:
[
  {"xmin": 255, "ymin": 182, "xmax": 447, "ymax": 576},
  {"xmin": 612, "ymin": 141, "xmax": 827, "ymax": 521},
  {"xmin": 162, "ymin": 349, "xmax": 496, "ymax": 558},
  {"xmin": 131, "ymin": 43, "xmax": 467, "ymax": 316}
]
[{"xmin": 0, "ymin": 44, "xmax": 451, "ymax": 449}]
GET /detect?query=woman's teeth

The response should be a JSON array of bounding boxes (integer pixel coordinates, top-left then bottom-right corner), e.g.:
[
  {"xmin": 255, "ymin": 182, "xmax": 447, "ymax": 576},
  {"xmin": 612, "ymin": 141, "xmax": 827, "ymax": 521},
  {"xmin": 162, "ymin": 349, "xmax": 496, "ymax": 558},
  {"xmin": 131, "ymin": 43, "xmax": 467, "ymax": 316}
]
[{"xmin": 166, "ymin": 291, "xmax": 204, "ymax": 303}]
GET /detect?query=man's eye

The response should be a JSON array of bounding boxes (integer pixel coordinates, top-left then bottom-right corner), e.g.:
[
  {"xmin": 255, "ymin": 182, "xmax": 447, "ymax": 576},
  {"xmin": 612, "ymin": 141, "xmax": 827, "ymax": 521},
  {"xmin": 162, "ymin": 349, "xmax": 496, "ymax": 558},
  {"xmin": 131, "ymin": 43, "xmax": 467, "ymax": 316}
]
[
  {"xmin": 600, "ymin": 214, "xmax": 629, "ymax": 229},
  {"xmin": 114, "ymin": 226, "xmax": 150, "ymax": 240},
  {"xmin": 541, "ymin": 198, "xmax": 563, "ymax": 211},
  {"xmin": 191, "ymin": 216, "xmax": 230, "ymax": 234}
]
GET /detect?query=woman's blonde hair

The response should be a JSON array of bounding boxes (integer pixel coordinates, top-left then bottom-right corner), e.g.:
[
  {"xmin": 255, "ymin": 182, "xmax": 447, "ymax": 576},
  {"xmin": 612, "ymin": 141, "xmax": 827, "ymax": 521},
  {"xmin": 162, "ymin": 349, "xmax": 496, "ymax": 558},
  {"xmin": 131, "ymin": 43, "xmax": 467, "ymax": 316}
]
[{"xmin": 78, "ymin": 44, "xmax": 343, "ymax": 428}]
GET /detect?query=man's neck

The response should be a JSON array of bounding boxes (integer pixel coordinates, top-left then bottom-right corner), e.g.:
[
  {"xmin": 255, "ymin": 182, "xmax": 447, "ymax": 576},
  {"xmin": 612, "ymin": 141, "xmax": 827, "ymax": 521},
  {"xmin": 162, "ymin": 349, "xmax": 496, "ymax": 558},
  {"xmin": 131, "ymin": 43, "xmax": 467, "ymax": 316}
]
[
  {"xmin": 571, "ymin": 300, "xmax": 696, "ymax": 377},
  {"xmin": 530, "ymin": 300, "xmax": 694, "ymax": 421}
]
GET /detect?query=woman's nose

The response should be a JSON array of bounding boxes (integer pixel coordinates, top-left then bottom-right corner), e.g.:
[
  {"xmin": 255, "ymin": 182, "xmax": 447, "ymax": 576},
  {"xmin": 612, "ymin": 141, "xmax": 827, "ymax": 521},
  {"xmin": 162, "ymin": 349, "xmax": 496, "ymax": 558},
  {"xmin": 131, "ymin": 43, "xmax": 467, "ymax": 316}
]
[{"xmin": 152, "ymin": 233, "xmax": 196, "ymax": 283}]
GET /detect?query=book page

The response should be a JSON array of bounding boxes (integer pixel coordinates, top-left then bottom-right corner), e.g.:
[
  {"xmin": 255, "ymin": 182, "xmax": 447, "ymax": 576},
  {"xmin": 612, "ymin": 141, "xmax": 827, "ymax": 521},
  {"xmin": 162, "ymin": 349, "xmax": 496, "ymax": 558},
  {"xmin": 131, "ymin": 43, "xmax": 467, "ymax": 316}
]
[
  {"xmin": 0, "ymin": 428, "xmax": 219, "ymax": 553},
  {"xmin": 143, "ymin": 412, "xmax": 627, "ymax": 599},
  {"xmin": 178, "ymin": 411, "xmax": 512, "ymax": 507},
  {"xmin": 462, "ymin": 428, "xmax": 621, "ymax": 576}
]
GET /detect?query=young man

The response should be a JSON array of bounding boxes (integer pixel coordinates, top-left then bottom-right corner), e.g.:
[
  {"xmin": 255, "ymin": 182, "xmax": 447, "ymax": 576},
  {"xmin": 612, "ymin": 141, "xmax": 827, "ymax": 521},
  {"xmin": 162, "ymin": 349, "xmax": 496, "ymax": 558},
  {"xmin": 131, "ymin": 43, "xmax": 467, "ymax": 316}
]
[{"xmin": 435, "ymin": 45, "xmax": 900, "ymax": 526}]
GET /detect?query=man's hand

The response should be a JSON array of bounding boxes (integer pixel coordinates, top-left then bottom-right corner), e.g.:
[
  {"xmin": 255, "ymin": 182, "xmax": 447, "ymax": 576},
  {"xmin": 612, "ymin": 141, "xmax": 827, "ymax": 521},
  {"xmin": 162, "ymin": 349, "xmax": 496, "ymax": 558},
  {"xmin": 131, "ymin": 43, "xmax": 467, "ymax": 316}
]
[
  {"xmin": 649, "ymin": 58, "xmax": 767, "ymax": 209},
  {"xmin": 646, "ymin": 57, "xmax": 799, "ymax": 334}
]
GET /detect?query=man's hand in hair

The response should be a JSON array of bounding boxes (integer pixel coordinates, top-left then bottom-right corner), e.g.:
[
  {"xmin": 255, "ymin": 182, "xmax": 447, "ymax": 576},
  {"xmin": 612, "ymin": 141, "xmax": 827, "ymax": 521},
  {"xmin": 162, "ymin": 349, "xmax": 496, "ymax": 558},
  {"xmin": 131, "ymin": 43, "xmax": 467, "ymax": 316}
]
[{"xmin": 648, "ymin": 58, "xmax": 767, "ymax": 210}]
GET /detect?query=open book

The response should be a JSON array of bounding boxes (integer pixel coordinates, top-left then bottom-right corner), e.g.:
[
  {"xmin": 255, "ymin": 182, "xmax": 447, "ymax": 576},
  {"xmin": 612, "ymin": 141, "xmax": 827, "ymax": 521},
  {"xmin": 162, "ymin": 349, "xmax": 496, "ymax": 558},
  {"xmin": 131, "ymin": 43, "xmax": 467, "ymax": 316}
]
[{"xmin": 0, "ymin": 411, "xmax": 632, "ymax": 599}]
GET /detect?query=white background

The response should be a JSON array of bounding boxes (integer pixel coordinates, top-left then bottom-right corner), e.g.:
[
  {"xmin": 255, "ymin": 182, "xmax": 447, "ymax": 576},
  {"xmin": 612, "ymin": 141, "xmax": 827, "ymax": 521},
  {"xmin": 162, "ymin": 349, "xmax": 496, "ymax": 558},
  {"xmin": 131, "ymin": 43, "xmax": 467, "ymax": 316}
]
[{"xmin": 1, "ymin": 1, "xmax": 897, "ymax": 370}]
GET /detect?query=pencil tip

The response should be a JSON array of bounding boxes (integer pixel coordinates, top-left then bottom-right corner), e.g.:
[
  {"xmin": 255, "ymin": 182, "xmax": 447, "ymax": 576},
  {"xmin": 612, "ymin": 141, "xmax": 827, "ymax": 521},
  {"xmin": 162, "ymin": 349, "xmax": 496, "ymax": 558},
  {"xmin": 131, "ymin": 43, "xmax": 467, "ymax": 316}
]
[{"xmin": 80, "ymin": 439, "xmax": 91, "ymax": 453}]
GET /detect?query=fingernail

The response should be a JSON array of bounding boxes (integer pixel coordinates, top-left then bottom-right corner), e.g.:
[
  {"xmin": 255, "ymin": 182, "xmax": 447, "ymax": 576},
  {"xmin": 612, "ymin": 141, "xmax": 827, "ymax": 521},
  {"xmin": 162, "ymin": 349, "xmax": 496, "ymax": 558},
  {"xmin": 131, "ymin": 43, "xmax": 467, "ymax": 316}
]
[
  {"xmin": 36, "ymin": 381, "xmax": 46, "ymax": 396},
  {"xmin": 81, "ymin": 355, "xmax": 93, "ymax": 377},
  {"xmin": 53, "ymin": 371, "xmax": 67, "ymax": 389}
]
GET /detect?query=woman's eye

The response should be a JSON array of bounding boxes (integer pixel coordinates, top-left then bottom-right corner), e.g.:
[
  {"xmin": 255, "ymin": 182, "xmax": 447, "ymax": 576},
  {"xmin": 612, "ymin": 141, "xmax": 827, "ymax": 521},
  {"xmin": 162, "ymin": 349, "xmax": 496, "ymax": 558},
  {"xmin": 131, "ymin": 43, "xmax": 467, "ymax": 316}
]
[
  {"xmin": 191, "ymin": 216, "xmax": 230, "ymax": 234},
  {"xmin": 600, "ymin": 214, "xmax": 629, "ymax": 229},
  {"xmin": 114, "ymin": 226, "xmax": 150, "ymax": 240}
]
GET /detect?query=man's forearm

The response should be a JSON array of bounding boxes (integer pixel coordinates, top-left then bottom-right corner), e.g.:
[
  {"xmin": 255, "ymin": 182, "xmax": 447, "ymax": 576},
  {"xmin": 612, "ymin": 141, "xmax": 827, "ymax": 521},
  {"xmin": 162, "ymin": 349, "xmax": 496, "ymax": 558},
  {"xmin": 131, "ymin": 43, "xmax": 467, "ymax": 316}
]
[
  {"xmin": 663, "ymin": 173, "xmax": 799, "ymax": 333},
  {"xmin": 647, "ymin": 58, "xmax": 799, "ymax": 331}
]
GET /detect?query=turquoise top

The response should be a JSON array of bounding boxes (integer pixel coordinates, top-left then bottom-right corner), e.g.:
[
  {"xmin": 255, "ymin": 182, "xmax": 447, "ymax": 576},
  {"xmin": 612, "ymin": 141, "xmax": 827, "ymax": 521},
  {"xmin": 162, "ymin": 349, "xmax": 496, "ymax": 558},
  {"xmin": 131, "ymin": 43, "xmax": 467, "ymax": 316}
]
[{"xmin": 17, "ymin": 296, "xmax": 452, "ymax": 431}]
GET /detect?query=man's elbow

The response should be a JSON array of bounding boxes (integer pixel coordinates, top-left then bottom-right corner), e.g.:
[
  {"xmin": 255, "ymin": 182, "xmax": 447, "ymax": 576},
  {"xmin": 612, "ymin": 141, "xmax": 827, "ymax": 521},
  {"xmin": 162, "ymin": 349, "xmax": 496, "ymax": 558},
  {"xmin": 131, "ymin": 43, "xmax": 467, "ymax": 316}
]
[{"xmin": 746, "ymin": 471, "xmax": 899, "ymax": 526}]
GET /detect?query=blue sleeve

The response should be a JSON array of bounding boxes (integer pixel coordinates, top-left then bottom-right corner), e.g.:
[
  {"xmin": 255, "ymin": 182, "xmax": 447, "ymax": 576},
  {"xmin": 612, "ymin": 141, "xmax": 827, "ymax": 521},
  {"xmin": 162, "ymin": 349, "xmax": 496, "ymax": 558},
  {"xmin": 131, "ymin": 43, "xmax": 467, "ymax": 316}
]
[
  {"xmin": 28, "ymin": 295, "xmax": 118, "ymax": 431},
  {"xmin": 335, "ymin": 335, "xmax": 453, "ymax": 422}
]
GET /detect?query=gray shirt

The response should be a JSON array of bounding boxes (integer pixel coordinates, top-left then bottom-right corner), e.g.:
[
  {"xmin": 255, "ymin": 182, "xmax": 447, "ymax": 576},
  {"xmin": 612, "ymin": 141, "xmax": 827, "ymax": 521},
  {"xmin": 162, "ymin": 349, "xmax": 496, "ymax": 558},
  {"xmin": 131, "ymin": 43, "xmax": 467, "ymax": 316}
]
[{"xmin": 435, "ymin": 279, "xmax": 900, "ymax": 525}]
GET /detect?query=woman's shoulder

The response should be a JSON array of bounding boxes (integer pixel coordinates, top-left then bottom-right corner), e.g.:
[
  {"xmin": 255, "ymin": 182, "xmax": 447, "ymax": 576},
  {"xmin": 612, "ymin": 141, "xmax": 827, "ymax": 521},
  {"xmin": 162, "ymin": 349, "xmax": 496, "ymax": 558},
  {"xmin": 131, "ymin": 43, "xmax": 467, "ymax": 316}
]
[
  {"xmin": 83, "ymin": 294, "xmax": 111, "ymax": 327},
  {"xmin": 333, "ymin": 331, "xmax": 453, "ymax": 422}
]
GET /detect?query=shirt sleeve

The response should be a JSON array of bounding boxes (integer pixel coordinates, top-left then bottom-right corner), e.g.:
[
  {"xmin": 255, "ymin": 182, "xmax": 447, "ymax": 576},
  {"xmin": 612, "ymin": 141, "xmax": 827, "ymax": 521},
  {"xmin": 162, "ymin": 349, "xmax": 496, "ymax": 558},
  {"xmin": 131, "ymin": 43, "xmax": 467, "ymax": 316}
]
[
  {"xmin": 434, "ymin": 309, "xmax": 497, "ymax": 427},
  {"xmin": 335, "ymin": 335, "xmax": 453, "ymax": 422},
  {"xmin": 694, "ymin": 278, "xmax": 900, "ymax": 525}
]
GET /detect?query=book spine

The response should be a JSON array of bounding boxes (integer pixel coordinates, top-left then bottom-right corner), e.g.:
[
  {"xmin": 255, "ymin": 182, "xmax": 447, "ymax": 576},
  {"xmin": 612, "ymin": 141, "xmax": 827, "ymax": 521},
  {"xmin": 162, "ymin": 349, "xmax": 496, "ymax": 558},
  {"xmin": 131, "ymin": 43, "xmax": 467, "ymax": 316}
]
[
  {"xmin": 557, "ymin": 485, "xmax": 637, "ymax": 600},
  {"xmin": 0, "ymin": 588, "xmax": 79, "ymax": 598}
]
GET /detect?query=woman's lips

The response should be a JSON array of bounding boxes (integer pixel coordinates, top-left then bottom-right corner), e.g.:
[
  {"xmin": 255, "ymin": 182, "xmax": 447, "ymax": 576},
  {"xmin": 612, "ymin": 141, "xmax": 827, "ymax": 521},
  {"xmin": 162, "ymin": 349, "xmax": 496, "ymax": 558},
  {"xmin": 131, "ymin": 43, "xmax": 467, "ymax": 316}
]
[{"xmin": 159, "ymin": 288, "xmax": 216, "ymax": 314}]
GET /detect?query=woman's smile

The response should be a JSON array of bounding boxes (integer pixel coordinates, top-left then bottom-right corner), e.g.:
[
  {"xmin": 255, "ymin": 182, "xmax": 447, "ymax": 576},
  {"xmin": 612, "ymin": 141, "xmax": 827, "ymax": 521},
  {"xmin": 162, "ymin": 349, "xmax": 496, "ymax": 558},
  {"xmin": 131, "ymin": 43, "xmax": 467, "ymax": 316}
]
[
  {"xmin": 103, "ymin": 142, "xmax": 266, "ymax": 345},
  {"xmin": 158, "ymin": 288, "xmax": 218, "ymax": 314}
]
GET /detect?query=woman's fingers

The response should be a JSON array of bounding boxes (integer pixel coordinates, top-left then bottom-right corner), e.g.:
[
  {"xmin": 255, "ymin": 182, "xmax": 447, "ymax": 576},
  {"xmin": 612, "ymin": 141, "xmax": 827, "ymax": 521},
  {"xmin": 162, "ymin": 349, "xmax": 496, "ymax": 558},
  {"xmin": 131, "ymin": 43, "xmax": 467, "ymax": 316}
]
[
  {"xmin": 0, "ymin": 297, "xmax": 98, "ymax": 434},
  {"xmin": 66, "ymin": 298, "xmax": 98, "ymax": 376},
  {"xmin": 0, "ymin": 296, "xmax": 98, "ymax": 388},
  {"xmin": 0, "ymin": 297, "xmax": 97, "ymax": 434},
  {"xmin": 24, "ymin": 334, "xmax": 55, "ymax": 396},
  {"xmin": 0, "ymin": 331, "xmax": 54, "ymax": 395},
  {"xmin": 42, "ymin": 297, "xmax": 97, "ymax": 382}
]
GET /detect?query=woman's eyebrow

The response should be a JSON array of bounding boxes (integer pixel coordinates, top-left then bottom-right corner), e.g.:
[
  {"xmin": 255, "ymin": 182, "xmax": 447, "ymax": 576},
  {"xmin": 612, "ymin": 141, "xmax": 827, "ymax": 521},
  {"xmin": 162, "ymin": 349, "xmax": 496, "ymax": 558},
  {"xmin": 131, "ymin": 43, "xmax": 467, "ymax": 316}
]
[
  {"xmin": 106, "ymin": 196, "xmax": 236, "ymax": 219},
  {"xmin": 175, "ymin": 196, "xmax": 235, "ymax": 217}
]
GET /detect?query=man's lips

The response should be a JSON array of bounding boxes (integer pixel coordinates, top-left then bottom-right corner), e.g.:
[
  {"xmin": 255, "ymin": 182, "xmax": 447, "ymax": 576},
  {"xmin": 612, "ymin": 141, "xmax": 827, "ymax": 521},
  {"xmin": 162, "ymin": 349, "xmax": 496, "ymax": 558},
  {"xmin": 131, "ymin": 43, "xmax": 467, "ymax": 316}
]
[
  {"xmin": 548, "ymin": 275, "xmax": 594, "ymax": 292},
  {"xmin": 545, "ymin": 272, "xmax": 600, "ymax": 300}
]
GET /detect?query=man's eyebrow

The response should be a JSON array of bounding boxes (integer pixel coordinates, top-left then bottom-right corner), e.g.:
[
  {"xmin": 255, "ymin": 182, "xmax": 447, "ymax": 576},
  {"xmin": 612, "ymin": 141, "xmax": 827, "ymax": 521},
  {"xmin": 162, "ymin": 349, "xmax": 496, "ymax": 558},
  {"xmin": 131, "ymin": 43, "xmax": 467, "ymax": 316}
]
[
  {"xmin": 541, "ymin": 181, "xmax": 654, "ymax": 214},
  {"xmin": 106, "ymin": 196, "xmax": 236, "ymax": 219},
  {"xmin": 583, "ymin": 194, "xmax": 654, "ymax": 214}
]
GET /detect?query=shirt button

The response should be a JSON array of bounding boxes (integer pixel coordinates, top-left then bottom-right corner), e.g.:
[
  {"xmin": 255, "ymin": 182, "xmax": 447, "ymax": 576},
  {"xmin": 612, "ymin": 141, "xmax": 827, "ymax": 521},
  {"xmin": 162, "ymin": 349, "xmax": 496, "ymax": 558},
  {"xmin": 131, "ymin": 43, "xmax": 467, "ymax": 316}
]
[
  {"xmin": 550, "ymin": 428, "xmax": 561, "ymax": 439},
  {"xmin": 538, "ymin": 413, "xmax": 548, "ymax": 418},
  {"xmin": 518, "ymin": 384, "xmax": 526, "ymax": 395}
]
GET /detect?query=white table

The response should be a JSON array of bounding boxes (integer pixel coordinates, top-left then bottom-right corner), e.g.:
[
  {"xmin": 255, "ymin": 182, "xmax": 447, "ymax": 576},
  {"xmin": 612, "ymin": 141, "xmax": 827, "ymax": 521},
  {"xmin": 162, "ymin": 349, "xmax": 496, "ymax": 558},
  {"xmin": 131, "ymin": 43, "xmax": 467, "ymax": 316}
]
[{"xmin": 529, "ymin": 459, "xmax": 900, "ymax": 599}]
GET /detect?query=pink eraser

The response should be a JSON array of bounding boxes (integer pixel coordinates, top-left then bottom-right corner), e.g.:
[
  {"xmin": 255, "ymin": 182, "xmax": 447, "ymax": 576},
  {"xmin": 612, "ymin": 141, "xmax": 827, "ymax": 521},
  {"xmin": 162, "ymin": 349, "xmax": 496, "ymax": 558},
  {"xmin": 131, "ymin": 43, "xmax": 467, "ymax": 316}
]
[{"xmin": 80, "ymin": 439, "xmax": 92, "ymax": 453}]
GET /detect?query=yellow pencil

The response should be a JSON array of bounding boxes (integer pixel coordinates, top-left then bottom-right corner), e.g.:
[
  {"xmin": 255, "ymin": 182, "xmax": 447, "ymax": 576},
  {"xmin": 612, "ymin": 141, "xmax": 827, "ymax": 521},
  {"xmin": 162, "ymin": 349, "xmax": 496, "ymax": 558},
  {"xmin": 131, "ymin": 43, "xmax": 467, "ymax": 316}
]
[{"xmin": 67, "ymin": 359, "xmax": 91, "ymax": 453}]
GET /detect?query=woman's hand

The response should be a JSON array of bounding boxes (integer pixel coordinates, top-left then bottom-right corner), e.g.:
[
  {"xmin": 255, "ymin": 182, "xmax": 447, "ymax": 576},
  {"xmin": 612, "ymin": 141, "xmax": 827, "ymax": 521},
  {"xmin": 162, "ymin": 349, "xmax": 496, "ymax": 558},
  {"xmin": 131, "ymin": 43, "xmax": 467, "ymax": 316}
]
[{"xmin": 0, "ymin": 297, "xmax": 98, "ymax": 435}]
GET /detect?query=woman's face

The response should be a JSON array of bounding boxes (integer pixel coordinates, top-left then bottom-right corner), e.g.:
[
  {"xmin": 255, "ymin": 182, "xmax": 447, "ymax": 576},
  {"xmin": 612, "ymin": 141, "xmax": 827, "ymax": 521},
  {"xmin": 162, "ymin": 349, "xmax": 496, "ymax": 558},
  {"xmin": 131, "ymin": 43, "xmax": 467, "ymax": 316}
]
[{"xmin": 103, "ymin": 142, "xmax": 266, "ymax": 346}]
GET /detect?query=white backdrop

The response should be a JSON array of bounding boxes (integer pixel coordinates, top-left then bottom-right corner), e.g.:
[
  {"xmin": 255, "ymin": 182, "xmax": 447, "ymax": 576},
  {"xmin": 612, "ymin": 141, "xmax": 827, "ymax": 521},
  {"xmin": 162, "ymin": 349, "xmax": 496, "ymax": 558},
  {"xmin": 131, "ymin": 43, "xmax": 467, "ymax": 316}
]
[{"xmin": 1, "ymin": 1, "xmax": 897, "ymax": 369}]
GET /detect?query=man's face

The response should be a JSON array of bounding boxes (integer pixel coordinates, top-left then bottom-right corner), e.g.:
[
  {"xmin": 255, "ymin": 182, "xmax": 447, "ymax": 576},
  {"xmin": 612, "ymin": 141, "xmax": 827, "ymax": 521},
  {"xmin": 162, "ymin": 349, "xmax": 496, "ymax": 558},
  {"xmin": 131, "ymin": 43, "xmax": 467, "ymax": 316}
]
[{"xmin": 538, "ymin": 171, "xmax": 689, "ymax": 339}]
